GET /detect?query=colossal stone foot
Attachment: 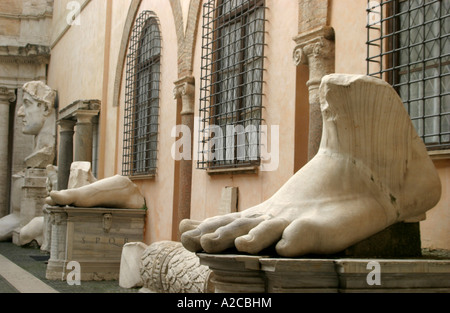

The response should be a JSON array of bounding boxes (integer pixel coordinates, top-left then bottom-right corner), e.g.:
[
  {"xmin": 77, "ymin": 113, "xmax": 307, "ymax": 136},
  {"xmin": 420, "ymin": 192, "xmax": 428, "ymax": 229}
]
[
  {"xmin": 181, "ymin": 74, "xmax": 441, "ymax": 257},
  {"xmin": 47, "ymin": 175, "xmax": 145, "ymax": 209}
]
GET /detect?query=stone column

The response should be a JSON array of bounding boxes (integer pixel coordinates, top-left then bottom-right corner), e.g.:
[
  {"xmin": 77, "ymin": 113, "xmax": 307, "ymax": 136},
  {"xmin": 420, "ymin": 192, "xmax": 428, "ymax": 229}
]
[
  {"xmin": 293, "ymin": 26, "xmax": 335, "ymax": 160},
  {"xmin": 57, "ymin": 119, "xmax": 75, "ymax": 190},
  {"xmin": 58, "ymin": 99, "xmax": 100, "ymax": 183},
  {"xmin": 0, "ymin": 87, "xmax": 16, "ymax": 218},
  {"xmin": 173, "ymin": 76, "xmax": 195, "ymax": 238},
  {"xmin": 74, "ymin": 111, "xmax": 98, "ymax": 162}
]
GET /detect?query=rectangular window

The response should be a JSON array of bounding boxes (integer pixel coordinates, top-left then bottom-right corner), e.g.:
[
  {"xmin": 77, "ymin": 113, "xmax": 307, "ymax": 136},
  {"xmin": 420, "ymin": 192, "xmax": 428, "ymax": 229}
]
[
  {"xmin": 198, "ymin": 0, "xmax": 266, "ymax": 170},
  {"xmin": 367, "ymin": 0, "xmax": 450, "ymax": 150},
  {"xmin": 123, "ymin": 11, "xmax": 162, "ymax": 177}
]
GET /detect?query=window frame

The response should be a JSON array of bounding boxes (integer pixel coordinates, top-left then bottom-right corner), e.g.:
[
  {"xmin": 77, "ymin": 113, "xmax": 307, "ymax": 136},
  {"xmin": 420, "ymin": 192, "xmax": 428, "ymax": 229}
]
[
  {"xmin": 122, "ymin": 11, "xmax": 162, "ymax": 178},
  {"xmin": 367, "ymin": 0, "xmax": 450, "ymax": 150},
  {"xmin": 198, "ymin": 0, "xmax": 267, "ymax": 171}
]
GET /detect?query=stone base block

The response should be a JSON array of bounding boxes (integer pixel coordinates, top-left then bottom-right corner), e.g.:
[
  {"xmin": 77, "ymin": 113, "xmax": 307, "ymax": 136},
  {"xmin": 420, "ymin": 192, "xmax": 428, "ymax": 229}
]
[
  {"xmin": 343, "ymin": 222, "xmax": 421, "ymax": 258},
  {"xmin": 198, "ymin": 254, "xmax": 450, "ymax": 293}
]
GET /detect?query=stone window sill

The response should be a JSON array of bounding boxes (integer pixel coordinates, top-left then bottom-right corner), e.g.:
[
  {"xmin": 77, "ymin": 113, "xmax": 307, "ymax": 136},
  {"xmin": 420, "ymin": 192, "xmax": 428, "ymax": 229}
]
[
  {"xmin": 129, "ymin": 174, "xmax": 156, "ymax": 181},
  {"xmin": 429, "ymin": 149, "xmax": 450, "ymax": 160},
  {"xmin": 207, "ymin": 166, "xmax": 258, "ymax": 176}
]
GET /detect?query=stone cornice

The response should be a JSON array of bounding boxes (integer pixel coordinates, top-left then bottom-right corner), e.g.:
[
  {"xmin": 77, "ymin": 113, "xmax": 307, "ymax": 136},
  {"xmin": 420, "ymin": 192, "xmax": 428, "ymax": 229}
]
[
  {"xmin": 0, "ymin": 11, "xmax": 52, "ymax": 20},
  {"xmin": 0, "ymin": 44, "xmax": 50, "ymax": 65},
  {"xmin": 58, "ymin": 99, "xmax": 101, "ymax": 121}
]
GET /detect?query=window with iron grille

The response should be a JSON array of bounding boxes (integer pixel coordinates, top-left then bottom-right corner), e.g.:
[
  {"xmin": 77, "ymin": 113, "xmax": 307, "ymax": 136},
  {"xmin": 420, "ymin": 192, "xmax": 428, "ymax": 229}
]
[
  {"xmin": 367, "ymin": 0, "xmax": 450, "ymax": 150},
  {"xmin": 122, "ymin": 11, "xmax": 162, "ymax": 177},
  {"xmin": 198, "ymin": 0, "xmax": 266, "ymax": 170}
]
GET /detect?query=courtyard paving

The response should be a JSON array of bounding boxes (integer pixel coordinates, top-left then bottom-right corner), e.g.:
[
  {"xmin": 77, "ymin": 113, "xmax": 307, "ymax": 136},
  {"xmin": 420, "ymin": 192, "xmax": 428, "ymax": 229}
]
[{"xmin": 0, "ymin": 241, "xmax": 139, "ymax": 293}]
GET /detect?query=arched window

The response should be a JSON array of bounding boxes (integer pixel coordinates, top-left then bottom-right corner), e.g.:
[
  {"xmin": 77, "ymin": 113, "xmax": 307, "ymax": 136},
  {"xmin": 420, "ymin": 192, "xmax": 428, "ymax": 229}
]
[
  {"xmin": 123, "ymin": 11, "xmax": 162, "ymax": 177},
  {"xmin": 198, "ymin": 0, "xmax": 267, "ymax": 170}
]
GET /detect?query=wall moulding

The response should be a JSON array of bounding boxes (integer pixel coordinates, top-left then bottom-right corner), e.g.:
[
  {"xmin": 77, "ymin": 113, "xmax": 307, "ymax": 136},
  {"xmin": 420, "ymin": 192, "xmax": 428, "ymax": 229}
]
[
  {"xmin": 0, "ymin": 87, "xmax": 17, "ymax": 103},
  {"xmin": 0, "ymin": 12, "xmax": 52, "ymax": 20},
  {"xmin": 0, "ymin": 45, "xmax": 50, "ymax": 65}
]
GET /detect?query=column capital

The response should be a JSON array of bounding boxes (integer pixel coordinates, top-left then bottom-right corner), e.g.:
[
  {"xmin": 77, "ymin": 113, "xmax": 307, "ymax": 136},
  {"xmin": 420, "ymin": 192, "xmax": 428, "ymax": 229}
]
[
  {"xmin": 293, "ymin": 45, "xmax": 308, "ymax": 66},
  {"xmin": 173, "ymin": 76, "xmax": 195, "ymax": 100},
  {"xmin": 292, "ymin": 26, "xmax": 335, "ymax": 161},
  {"xmin": 57, "ymin": 119, "xmax": 76, "ymax": 131},
  {"xmin": 293, "ymin": 26, "xmax": 335, "ymax": 66},
  {"xmin": 74, "ymin": 110, "xmax": 99, "ymax": 124},
  {"xmin": 173, "ymin": 76, "xmax": 195, "ymax": 115},
  {"xmin": 0, "ymin": 87, "xmax": 16, "ymax": 103}
]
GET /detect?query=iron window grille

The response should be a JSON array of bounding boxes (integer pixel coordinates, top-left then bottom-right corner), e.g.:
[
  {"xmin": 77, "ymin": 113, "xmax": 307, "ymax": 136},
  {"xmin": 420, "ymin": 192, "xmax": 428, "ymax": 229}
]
[
  {"xmin": 367, "ymin": 0, "xmax": 450, "ymax": 150},
  {"xmin": 198, "ymin": 0, "xmax": 267, "ymax": 170},
  {"xmin": 122, "ymin": 11, "xmax": 162, "ymax": 177}
]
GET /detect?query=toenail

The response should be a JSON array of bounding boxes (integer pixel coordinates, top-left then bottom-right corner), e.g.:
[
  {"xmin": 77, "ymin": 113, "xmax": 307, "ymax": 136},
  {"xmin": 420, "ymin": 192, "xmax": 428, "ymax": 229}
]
[
  {"xmin": 241, "ymin": 234, "xmax": 254, "ymax": 242},
  {"xmin": 185, "ymin": 228, "xmax": 201, "ymax": 238}
]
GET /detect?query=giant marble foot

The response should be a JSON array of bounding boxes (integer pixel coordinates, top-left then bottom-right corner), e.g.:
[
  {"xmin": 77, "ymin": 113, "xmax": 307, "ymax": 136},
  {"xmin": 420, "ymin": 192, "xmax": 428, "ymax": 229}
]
[
  {"xmin": 180, "ymin": 74, "xmax": 441, "ymax": 257},
  {"xmin": 47, "ymin": 174, "xmax": 145, "ymax": 209}
]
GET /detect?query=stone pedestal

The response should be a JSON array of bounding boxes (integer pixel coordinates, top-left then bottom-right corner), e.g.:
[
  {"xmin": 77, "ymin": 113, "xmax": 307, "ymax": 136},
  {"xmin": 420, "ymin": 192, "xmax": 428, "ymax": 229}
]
[
  {"xmin": 45, "ymin": 206, "xmax": 145, "ymax": 281},
  {"xmin": 12, "ymin": 168, "xmax": 47, "ymax": 246},
  {"xmin": 12, "ymin": 167, "xmax": 48, "ymax": 244},
  {"xmin": 19, "ymin": 168, "xmax": 48, "ymax": 226},
  {"xmin": 199, "ymin": 254, "xmax": 450, "ymax": 293}
]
